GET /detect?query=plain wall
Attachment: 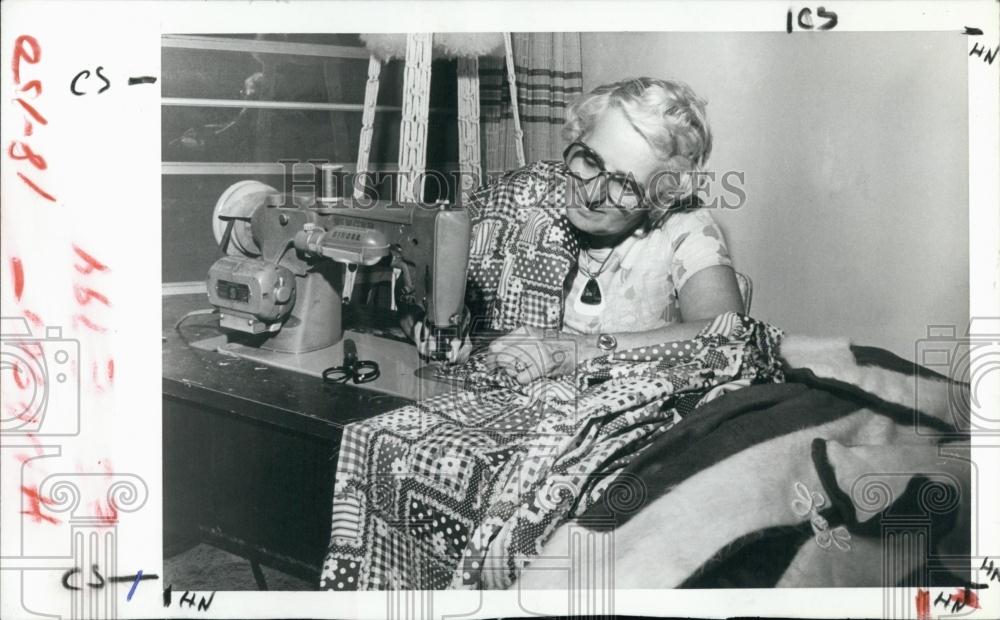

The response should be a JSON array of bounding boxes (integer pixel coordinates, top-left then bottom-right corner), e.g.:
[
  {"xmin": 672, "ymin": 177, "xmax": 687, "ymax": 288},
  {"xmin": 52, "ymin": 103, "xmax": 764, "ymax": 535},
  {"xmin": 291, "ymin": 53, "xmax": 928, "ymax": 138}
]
[{"xmin": 581, "ymin": 32, "xmax": 969, "ymax": 362}]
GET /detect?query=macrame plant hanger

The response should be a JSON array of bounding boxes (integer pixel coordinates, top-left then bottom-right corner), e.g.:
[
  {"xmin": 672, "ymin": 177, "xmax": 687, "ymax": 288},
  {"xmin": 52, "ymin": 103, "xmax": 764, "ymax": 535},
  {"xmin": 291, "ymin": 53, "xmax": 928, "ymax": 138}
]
[
  {"xmin": 455, "ymin": 54, "xmax": 482, "ymax": 200},
  {"xmin": 502, "ymin": 32, "xmax": 526, "ymax": 170},
  {"xmin": 354, "ymin": 33, "xmax": 525, "ymax": 204},
  {"xmin": 353, "ymin": 54, "xmax": 382, "ymax": 200}
]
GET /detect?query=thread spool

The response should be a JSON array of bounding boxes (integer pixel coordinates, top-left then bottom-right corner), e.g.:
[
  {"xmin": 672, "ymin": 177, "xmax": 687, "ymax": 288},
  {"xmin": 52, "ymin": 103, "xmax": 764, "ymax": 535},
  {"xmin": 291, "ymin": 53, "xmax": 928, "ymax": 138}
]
[{"xmin": 319, "ymin": 164, "xmax": 344, "ymax": 204}]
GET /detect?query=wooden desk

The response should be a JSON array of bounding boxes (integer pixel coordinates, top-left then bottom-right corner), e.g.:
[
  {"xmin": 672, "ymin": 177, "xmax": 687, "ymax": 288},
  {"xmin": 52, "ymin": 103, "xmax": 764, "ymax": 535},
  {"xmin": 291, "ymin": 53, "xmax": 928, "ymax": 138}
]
[{"xmin": 162, "ymin": 293, "xmax": 413, "ymax": 587}]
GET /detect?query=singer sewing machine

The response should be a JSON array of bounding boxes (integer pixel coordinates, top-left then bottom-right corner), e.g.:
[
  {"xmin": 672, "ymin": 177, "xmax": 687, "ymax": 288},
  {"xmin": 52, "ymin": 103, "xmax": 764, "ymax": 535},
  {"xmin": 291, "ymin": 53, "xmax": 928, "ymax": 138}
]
[{"xmin": 191, "ymin": 175, "xmax": 471, "ymax": 399}]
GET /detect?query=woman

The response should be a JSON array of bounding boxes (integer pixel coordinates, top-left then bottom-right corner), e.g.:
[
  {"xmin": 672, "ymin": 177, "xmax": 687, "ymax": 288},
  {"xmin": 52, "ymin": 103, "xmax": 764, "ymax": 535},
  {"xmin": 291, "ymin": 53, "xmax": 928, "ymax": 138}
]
[{"xmin": 418, "ymin": 77, "xmax": 744, "ymax": 383}]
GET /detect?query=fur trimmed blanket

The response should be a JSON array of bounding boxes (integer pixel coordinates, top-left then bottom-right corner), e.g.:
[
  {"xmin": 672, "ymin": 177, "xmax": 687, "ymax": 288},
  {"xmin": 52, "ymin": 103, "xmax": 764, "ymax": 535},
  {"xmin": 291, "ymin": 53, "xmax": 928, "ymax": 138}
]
[{"xmin": 516, "ymin": 335, "xmax": 971, "ymax": 589}]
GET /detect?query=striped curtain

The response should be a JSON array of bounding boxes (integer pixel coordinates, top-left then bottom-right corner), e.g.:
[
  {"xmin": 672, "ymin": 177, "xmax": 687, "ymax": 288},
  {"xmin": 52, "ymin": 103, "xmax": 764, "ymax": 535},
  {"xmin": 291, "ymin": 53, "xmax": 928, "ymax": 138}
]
[{"xmin": 479, "ymin": 33, "xmax": 584, "ymax": 175}]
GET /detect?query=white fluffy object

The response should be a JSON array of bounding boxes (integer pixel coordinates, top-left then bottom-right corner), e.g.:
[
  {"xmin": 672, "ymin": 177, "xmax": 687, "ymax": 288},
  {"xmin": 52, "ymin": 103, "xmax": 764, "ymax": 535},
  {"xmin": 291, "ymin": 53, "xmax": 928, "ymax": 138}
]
[{"xmin": 360, "ymin": 33, "xmax": 504, "ymax": 61}]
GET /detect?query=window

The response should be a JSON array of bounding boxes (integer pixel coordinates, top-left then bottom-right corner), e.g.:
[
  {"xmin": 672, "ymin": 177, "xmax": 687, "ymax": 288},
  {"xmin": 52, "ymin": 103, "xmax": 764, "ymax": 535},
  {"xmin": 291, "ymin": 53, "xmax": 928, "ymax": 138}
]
[{"xmin": 161, "ymin": 34, "xmax": 459, "ymax": 283}]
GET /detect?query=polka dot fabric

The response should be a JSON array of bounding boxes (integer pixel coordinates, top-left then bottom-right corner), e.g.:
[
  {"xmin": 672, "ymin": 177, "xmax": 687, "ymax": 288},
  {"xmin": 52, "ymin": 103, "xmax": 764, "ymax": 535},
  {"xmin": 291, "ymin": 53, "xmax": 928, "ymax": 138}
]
[
  {"xmin": 464, "ymin": 161, "xmax": 580, "ymax": 332},
  {"xmin": 320, "ymin": 313, "xmax": 784, "ymax": 591}
]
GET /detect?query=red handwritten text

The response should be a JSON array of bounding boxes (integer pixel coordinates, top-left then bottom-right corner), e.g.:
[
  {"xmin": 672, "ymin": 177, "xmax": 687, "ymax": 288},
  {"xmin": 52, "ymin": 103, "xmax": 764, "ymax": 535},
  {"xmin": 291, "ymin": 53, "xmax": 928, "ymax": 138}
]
[{"xmin": 8, "ymin": 35, "xmax": 54, "ymax": 202}]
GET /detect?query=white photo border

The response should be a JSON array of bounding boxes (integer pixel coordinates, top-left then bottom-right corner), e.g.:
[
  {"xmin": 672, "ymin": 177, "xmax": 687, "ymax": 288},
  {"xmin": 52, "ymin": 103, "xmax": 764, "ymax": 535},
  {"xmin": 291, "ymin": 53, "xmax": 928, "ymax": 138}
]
[{"xmin": 0, "ymin": 1, "xmax": 997, "ymax": 618}]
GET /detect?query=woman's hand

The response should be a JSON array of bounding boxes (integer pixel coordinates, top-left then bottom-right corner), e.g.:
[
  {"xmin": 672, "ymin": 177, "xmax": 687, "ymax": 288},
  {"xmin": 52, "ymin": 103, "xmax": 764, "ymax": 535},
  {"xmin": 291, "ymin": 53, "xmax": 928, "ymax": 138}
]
[{"xmin": 485, "ymin": 326, "xmax": 597, "ymax": 384}]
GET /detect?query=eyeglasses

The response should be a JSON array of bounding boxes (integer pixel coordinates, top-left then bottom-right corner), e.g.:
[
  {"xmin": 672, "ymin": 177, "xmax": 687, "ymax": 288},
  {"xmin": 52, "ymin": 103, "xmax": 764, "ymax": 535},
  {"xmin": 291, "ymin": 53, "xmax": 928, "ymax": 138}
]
[{"xmin": 562, "ymin": 141, "xmax": 648, "ymax": 210}]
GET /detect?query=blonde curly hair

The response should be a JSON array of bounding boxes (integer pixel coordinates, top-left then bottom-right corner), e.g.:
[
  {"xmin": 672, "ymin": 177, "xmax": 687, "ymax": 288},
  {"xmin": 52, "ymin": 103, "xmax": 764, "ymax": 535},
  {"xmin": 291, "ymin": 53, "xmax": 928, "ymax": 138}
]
[{"xmin": 562, "ymin": 77, "xmax": 713, "ymax": 229}]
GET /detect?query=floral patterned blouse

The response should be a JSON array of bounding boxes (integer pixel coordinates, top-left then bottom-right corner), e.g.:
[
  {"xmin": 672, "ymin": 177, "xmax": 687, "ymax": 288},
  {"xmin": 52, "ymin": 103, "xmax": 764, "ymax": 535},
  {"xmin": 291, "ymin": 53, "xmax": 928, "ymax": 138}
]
[{"xmin": 562, "ymin": 208, "xmax": 733, "ymax": 335}]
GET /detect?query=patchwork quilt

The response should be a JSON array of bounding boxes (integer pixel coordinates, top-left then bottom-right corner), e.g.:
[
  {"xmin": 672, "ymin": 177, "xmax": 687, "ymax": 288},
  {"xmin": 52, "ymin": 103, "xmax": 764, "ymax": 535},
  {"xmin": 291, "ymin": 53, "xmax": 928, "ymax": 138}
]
[
  {"xmin": 320, "ymin": 313, "xmax": 785, "ymax": 589},
  {"xmin": 463, "ymin": 160, "xmax": 579, "ymax": 331}
]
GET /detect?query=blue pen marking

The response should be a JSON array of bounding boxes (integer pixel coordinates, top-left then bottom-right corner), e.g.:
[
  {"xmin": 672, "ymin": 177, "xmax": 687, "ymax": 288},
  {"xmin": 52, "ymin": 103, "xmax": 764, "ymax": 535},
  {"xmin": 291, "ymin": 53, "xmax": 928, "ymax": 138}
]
[{"xmin": 126, "ymin": 570, "xmax": 142, "ymax": 601}]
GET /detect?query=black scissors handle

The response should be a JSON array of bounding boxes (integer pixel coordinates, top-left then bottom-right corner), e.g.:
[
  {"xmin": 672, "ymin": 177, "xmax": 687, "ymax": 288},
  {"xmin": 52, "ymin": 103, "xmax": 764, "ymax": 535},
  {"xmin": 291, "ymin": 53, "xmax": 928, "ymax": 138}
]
[
  {"xmin": 351, "ymin": 359, "xmax": 380, "ymax": 384},
  {"xmin": 322, "ymin": 339, "xmax": 380, "ymax": 385}
]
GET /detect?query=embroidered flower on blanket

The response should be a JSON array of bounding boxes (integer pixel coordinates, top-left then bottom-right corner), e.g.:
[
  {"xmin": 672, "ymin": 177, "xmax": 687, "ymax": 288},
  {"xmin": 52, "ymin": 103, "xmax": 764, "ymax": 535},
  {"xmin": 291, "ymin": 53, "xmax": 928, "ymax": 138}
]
[{"xmin": 790, "ymin": 481, "xmax": 852, "ymax": 552}]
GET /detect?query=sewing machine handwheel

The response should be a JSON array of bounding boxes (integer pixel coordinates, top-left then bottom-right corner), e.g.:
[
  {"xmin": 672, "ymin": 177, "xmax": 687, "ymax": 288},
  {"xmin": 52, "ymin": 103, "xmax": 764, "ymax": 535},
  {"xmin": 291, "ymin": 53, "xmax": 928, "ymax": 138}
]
[{"xmin": 212, "ymin": 180, "xmax": 275, "ymax": 257}]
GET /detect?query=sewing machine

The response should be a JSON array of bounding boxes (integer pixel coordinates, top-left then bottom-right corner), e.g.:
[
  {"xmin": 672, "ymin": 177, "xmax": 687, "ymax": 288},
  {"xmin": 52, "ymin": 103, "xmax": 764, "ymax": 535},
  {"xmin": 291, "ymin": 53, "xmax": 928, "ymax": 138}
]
[{"xmin": 197, "ymin": 175, "xmax": 470, "ymax": 397}]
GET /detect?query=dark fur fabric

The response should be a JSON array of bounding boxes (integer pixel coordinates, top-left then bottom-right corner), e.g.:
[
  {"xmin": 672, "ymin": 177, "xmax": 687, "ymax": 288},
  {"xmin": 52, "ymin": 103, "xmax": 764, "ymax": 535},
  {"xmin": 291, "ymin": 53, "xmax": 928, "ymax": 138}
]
[{"xmin": 518, "ymin": 335, "xmax": 971, "ymax": 589}]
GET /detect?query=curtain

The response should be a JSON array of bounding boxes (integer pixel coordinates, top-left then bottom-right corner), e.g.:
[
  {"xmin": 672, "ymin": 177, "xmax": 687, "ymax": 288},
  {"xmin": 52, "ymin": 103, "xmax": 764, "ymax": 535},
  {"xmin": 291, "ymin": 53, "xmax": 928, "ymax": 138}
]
[{"xmin": 479, "ymin": 33, "xmax": 584, "ymax": 175}]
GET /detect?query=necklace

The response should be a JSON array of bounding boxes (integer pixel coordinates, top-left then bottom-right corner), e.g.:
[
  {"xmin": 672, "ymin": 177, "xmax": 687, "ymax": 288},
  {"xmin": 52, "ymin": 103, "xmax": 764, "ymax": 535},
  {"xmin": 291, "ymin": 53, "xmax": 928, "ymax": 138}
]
[{"xmin": 578, "ymin": 248, "xmax": 616, "ymax": 305}]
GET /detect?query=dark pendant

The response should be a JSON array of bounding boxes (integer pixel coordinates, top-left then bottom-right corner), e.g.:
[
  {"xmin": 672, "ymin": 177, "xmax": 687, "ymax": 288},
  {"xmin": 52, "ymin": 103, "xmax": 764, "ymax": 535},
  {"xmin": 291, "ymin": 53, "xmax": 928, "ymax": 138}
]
[{"xmin": 580, "ymin": 277, "xmax": 602, "ymax": 305}]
